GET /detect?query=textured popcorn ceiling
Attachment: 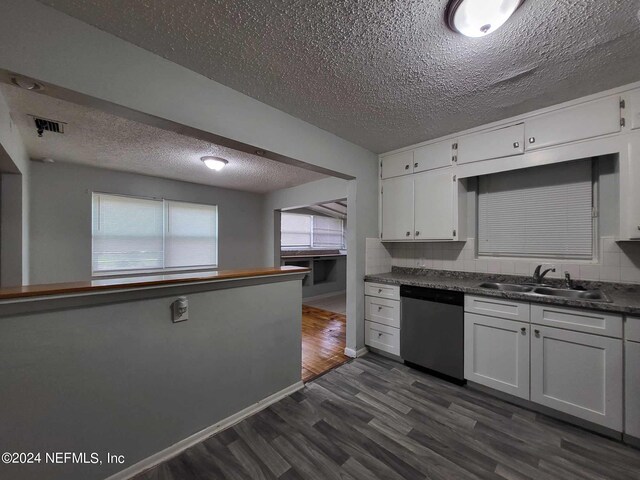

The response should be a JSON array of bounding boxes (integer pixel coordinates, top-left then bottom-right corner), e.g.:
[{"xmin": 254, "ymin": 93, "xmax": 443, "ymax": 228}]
[
  {"xmin": 36, "ymin": 0, "xmax": 640, "ymax": 153},
  {"xmin": 0, "ymin": 84, "xmax": 327, "ymax": 192}
]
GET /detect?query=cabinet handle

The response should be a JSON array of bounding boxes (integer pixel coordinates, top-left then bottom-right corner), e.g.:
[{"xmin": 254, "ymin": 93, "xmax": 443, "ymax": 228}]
[
  {"xmin": 415, "ymin": 231, "xmax": 420, "ymax": 236},
  {"xmin": 414, "ymin": 162, "xmax": 418, "ymax": 168},
  {"xmin": 534, "ymin": 329, "xmax": 540, "ymax": 337},
  {"xmin": 637, "ymin": 225, "xmax": 640, "ymax": 231},
  {"xmin": 378, "ymin": 288, "xmax": 382, "ymax": 293},
  {"xmin": 406, "ymin": 231, "xmax": 411, "ymax": 236},
  {"xmin": 520, "ymin": 327, "xmax": 526, "ymax": 335},
  {"xmin": 513, "ymin": 141, "xmax": 520, "ymax": 148},
  {"xmin": 378, "ymin": 306, "xmax": 383, "ymax": 311},
  {"xmin": 378, "ymin": 332, "xmax": 383, "ymax": 337},
  {"xmin": 528, "ymin": 137, "xmax": 536, "ymax": 144},
  {"xmin": 405, "ymin": 164, "xmax": 410, "ymax": 170}
]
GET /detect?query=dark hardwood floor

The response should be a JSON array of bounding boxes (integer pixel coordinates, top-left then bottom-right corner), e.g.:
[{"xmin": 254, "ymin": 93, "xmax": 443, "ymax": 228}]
[
  {"xmin": 134, "ymin": 354, "xmax": 640, "ymax": 480},
  {"xmin": 301, "ymin": 304, "xmax": 349, "ymax": 382}
]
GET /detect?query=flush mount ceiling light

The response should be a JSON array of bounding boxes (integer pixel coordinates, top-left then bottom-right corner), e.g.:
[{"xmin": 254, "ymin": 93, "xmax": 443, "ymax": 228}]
[
  {"xmin": 11, "ymin": 75, "xmax": 44, "ymax": 91},
  {"xmin": 201, "ymin": 156, "xmax": 228, "ymax": 171},
  {"xmin": 446, "ymin": 0, "xmax": 524, "ymax": 37}
]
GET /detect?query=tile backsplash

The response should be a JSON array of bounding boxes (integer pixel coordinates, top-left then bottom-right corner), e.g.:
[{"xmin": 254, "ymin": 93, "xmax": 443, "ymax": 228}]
[{"xmin": 365, "ymin": 237, "xmax": 640, "ymax": 284}]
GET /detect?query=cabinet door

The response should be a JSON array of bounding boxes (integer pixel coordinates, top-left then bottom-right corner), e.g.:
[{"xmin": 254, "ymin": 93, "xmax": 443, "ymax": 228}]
[
  {"xmin": 464, "ymin": 313, "xmax": 530, "ymax": 399},
  {"xmin": 381, "ymin": 150, "xmax": 414, "ymax": 179},
  {"xmin": 525, "ymin": 96, "xmax": 621, "ymax": 151},
  {"xmin": 457, "ymin": 124, "xmax": 524, "ymax": 164},
  {"xmin": 530, "ymin": 325, "xmax": 623, "ymax": 430},
  {"xmin": 413, "ymin": 168, "xmax": 454, "ymax": 241},
  {"xmin": 413, "ymin": 139, "xmax": 453, "ymax": 173},
  {"xmin": 625, "ymin": 341, "xmax": 640, "ymax": 438},
  {"xmin": 381, "ymin": 175, "xmax": 414, "ymax": 241},
  {"xmin": 624, "ymin": 133, "xmax": 640, "ymax": 239},
  {"xmin": 624, "ymin": 88, "xmax": 640, "ymax": 130}
]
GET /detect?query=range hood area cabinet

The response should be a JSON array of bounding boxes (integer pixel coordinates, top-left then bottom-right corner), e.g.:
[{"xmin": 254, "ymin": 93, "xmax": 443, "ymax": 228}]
[{"xmin": 381, "ymin": 166, "xmax": 466, "ymax": 241}]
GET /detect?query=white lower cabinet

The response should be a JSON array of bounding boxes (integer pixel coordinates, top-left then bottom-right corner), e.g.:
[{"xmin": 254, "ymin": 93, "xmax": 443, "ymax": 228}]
[
  {"xmin": 464, "ymin": 313, "xmax": 530, "ymax": 399},
  {"xmin": 625, "ymin": 340, "xmax": 640, "ymax": 438},
  {"xmin": 364, "ymin": 282, "xmax": 400, "ymax": 356},
  {"xmin": 530, "ymin": 325, "xmax": 623, "ymax": 431}
]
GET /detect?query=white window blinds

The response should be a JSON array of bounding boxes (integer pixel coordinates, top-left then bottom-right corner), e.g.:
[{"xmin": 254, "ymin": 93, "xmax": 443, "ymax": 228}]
[
  {"xmin": 281, "ymin": 212, "xmax": 345, "ymax": 249},
  {"xmin": 478, "ymin": 159, "xmax": 594, "ymax": 259},
  {"xmin": 165, "ymin": 201, "xmax": 218, "ymax": 268},
  {"xmin": 92, "ymin": 194, "xmax": 164, "ymax": 272},
  {"xmin": 92, "ymin": 193, "xmax": 218, "ymax": 274},
  {"xmin": 281, "ymin": 213, "xmax": 313, "ymax": 247},
  {"xmin": 313, "ymin": 216, "xmax": 344, "ymax": 248}
]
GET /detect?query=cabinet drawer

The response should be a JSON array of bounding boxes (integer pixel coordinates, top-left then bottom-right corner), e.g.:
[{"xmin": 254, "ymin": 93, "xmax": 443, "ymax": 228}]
[
  {"xmin": 464, "ymin": 295, "xmax": 530, "ymax": 322},
  {"xmin": 626, "ymin": 316, "xmax": 640, "ymax": 342},
  {"xmin": 381, "ymin": 150, "xmax": 414, "ymax": 179},
  {"xmin": 365, "ymin": 282, "xmax": 400, "ymax": 300},
  {"xmin": 457, "ymin": 123, "xmax": 524, "ymax": 164},
  {"xmin": 365, "ymin": 296, "xmax": 400, "ymax": 328},
  {"xmin": 365, "ymin": 321, "xmax": 400, "ymax": 356},
  {"xmin": 413, "ymin": 139, "xmax": 453, "ymax": 173},
  {"xmin": 531, "ymin": 304, "xmax": 622, "ymax": 338},
  {"xmin": 525, "ymin": 95, "xmax": 621, "ymax": 151}
]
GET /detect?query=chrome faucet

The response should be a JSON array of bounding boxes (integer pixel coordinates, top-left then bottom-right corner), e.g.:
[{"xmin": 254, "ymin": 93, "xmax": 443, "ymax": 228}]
[{"xmin": 533, "ymin": 265, "xmax": 556, "ymax": 284}]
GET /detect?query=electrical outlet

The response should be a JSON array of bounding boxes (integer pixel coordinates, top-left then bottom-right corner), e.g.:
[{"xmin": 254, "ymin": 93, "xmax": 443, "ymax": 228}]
[{"xmin": 172, "ymin": 297, "xmax": 189, "ymax": 322}]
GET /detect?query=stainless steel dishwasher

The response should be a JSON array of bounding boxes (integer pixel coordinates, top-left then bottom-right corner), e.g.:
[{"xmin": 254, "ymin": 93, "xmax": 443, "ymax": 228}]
[{"xmin": 400, "ymin": 285, "xmax": 465, "ymax": 384}]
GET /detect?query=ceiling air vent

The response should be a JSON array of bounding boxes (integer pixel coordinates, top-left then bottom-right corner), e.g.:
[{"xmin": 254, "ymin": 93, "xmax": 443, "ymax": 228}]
[{"xmin": 30, "ymin": 115, "xmax": 66, "ymax": 137}]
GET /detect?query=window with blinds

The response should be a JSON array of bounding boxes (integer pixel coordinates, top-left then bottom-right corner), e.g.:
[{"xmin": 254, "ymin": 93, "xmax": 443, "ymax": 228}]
[
  {"xmin": 477, "ymin": 159, "xmax": 595, "ymax": 259},
  {"xmin": 92, "ymin": 193, "xmax": 218, "ymax": 274},
  {"xmin": 281, "ymin": 212, "xmax": 345, "ymax": 249}
]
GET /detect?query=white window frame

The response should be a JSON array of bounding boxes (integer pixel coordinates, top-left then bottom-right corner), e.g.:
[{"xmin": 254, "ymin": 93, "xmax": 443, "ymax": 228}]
[{"xmin": 91, "ymin": 192, "xmax": 218, "ymax": 277}]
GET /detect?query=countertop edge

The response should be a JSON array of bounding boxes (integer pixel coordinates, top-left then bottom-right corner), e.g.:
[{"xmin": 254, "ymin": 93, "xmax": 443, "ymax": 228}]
[
  {"xmin": 0, "ymin": 267, "xmax": 310, "ymax": 301},
  {"xmin": 365, "ymin": 274, "xmax": 640, "ymax": 316}
]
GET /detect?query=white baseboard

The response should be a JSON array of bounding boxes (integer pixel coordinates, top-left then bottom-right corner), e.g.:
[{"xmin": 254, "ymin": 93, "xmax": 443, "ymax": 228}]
[
  {"xmin": 105, "ymin": 381, "xmax": 304, "ymax": 480},
  {"xmin": 344, "ymin": 346, "xmax": 368, "ymax": 358}
]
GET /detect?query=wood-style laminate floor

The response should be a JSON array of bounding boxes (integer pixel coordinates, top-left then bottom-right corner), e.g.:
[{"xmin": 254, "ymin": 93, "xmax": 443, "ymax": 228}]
[
  {"xmin": 301, "ymin": 304, "xmax": 349, "ymax": 382},
  {"xmin": 134, "ymin": 354, "xmax": 640, "ymax": 480}
]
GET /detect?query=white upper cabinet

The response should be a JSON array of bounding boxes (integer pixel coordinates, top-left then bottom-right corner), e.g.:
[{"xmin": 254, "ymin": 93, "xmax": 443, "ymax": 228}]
[
  {"xmin": 525, "ymin": 96, "xmax": 621, "ymax": 151},
  {"xmin": 414, "ymin": 168, "xmax": 455, "ymax": 240},
  {"xmin": 413, "ymin": 139, "xmax": 454, "ymax": 173},
  {"xmin": 381, "ymin": 150, "xmax": 414, "ymax": 179},
  {"xmin": 457, "ymin": 124, "xmax": 524, "ymax": 165},
  {"xmin": 381, "ymin": 175, "xmax": 413, "ymax": 240},
  {"xmin": 622, "ymin": 132, "xmax": 640, "ymax": 240},
  {"xmin": 625, "ymin": 88, "xmax": 640, "ymax": 130}
]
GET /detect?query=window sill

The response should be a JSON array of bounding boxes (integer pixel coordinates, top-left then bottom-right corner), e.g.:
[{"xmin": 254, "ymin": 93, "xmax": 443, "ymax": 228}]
[{"xmin": 92, "ymin": 266, "xmax": 219, "ymax": 280}]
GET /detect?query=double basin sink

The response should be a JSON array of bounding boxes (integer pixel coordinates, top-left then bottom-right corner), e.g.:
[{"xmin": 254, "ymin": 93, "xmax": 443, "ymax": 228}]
[{"xmin": 477, "ymin": 282, "xmax": 611, "ymax": 303}]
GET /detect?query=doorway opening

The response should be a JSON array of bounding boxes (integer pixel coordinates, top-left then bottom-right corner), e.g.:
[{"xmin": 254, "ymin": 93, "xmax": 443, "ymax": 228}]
[{"xmin": 280, "ymin": 200, "xmax": 349, "ymax": 382}]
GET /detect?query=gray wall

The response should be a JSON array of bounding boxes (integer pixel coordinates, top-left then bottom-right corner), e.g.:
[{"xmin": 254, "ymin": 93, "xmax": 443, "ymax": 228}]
[
  {"xmin": 0, "ymin": 278, "xmax": 302, "ymax": 480},
  {"xmin": 0, "ymin": 90, "xmax": 30, "ymax": 286},
  {"xmin": 29, "ymin": 161, "xmax": 266, "ymax": 284},
  {"xmin": 0, "ymin": 0, "xmax": 379, "ymax": 354}
]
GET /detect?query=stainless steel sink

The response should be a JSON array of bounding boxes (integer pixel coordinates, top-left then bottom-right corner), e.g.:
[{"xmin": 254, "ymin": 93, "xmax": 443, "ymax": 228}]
[
  {"xmin": 477, "ymin": 282, "xmax": 611, "ymax": 303},
  {"xmin": 477, "ymin": 282, "xmax": 534, "ymax": 293},
  {"xmin": 531, "ymin": 287, "xmax": 611, "ymax": 302}
]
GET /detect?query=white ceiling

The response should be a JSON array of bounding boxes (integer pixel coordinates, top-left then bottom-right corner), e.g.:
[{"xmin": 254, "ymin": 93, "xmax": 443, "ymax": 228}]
[
  {"xmin": 0, "ymin": 83, "xmax": 327, "ymax": 193},
  {"xmin": 36, "ymin": 0, "xmax": 640, "ymax": 153}
]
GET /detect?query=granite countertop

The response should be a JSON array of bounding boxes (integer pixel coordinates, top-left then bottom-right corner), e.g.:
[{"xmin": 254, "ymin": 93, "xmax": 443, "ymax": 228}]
[{"xmin": 365, "ymin": 267, "xmax": 640, "ymax": 316}]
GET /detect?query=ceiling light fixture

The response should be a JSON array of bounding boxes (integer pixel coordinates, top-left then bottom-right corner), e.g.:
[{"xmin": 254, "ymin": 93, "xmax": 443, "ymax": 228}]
[
  {"xmin": 11, "ymin": 76, "xmax": 44, "ymax": 91},
  {"xmin": 446, "ymin": 0, "xmax": 524, "ymax": 38},
  {"xmin": 201, "ymin": 156, "xmax": 228, "ymax": 171}
]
